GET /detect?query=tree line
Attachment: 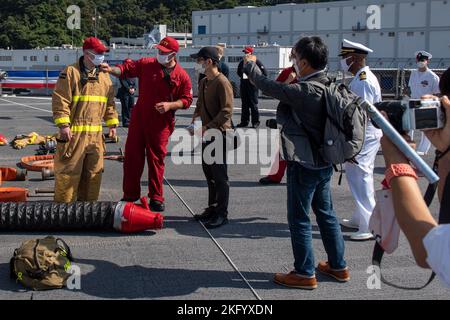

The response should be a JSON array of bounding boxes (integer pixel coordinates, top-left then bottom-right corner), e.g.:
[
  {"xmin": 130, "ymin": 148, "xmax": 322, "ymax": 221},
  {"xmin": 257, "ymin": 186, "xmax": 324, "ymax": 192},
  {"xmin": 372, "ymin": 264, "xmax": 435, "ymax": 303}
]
[{"xmin": 0, "ymin": 0, "xmax": 331, "ymax": 49}]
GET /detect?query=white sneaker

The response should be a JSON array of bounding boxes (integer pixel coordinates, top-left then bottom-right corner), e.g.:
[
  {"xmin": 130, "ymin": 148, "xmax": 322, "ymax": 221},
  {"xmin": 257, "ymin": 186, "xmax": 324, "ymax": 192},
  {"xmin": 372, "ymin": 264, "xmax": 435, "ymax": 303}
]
[
  {"xmin": 340, "ymin": 218, "xmax": 359, "ymax": 230},
  {"xmin": 350, "ymin": 232, "xmax": 374, "ymax": 241},
  {"xmin": 417, "ymin": 151, "xmax": 426, "ymax": 156}
]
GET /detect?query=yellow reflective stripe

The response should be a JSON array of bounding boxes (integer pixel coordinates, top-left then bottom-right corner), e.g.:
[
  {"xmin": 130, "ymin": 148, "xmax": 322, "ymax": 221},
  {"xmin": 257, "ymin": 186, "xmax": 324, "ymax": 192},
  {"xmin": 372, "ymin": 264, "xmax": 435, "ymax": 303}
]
[
  {"xmin": 72, "ymin": 95, "xmax": 108, "ymax": 103},
  {"xmin": 105, "ymin": 118, "xmax": 119, "ymax": 127},
  {"xmin": 71, "ymin": 125, "xmax": 103, "ymax": 132},
  {"xmin": 54, "ymin": 117, "xmax": 71, "ymax": 126}
]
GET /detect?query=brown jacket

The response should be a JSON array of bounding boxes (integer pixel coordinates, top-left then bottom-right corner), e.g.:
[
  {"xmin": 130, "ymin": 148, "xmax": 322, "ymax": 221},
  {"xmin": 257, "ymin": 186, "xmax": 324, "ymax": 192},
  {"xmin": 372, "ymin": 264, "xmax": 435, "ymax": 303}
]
[{"xmin": 195, "ymin": 73, "xmax": 234, "ymax": 131}]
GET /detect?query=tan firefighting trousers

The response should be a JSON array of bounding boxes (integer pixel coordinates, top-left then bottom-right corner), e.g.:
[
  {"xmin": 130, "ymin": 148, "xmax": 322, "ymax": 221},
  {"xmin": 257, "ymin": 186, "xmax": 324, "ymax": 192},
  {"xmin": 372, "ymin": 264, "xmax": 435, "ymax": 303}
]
[{"xmin": 54, "ymin": 132, "xmax": 105, "ymax": 203}]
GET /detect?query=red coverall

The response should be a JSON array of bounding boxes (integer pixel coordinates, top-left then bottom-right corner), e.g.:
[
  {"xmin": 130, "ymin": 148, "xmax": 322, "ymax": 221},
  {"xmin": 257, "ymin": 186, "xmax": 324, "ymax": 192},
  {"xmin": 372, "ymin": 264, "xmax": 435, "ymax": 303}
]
[
  {"xmin": 118, "ymin": 58, "xmax": 193, "ymax": 202},
  {"xmin": 266, "ymin": 67, "xmax": 298, "ymax": 182}
]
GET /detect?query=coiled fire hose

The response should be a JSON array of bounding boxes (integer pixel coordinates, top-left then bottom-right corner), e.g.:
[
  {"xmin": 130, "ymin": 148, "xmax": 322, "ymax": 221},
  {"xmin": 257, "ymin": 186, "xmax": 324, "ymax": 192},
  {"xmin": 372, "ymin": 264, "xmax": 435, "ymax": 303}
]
[
  {"xmin": 0, "ymin": 197, "xmax": 163, "ymax": 233},
  {"xmin": 20, "ymin": 155, "xmax": 54, "ymax": 172}
]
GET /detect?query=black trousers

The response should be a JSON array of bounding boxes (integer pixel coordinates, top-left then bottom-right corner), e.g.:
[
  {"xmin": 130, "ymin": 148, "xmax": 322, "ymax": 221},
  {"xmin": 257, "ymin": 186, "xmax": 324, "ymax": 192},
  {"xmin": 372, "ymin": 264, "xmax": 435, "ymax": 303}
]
[
  {"xmin": 240, "ymin": 80, "xmax": 259, "ymax": 125},
  {"xmin": 120, "ymin": 94, "xmax": 135, "ymax": 126},
  {"xmin": 202, "ymin": 140, "xmax": 229, "ymax": 216}
]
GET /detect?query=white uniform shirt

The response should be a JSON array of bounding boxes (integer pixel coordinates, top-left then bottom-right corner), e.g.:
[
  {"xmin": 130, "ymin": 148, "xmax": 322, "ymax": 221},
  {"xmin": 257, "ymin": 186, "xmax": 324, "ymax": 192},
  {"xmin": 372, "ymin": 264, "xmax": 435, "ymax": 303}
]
[
  {"xmin": 408, "ymin": 68, "xmax": 440, "ymax": 99},
  {"xmin": 423, "ymin": 224, "xmax": 450, "ymax": 288},
  {"xmin": 349, "ymin": 66, "xmax": 382, "ymax": 135}
]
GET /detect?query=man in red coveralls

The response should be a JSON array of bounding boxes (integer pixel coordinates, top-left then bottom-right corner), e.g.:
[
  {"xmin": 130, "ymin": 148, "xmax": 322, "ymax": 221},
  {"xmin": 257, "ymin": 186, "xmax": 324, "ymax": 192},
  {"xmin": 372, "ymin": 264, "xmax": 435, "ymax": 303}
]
[{"xmin": 101, "ymin": 37, "xmax": 193, "ymax": 212}]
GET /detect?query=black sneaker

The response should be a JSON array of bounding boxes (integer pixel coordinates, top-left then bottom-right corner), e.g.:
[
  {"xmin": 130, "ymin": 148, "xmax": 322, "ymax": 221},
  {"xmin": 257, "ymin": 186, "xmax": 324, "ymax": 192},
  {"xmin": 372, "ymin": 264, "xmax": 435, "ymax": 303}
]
[
  {"xmin": 236, "ymin": 123, "xmax": 249, "ymax": 128},
  {"xmin": 150, "ymin": 200, "xmax": 165, "ymax": 212},
  {"xmin": 120, "ymin": 197, "xmax": 139, "ymax": 202},
  {"xmin": 259, "ymin": 176, "xmax": 280, "ymax": 185},
  {"xmin": 204, "ymin": 214, "xmax": 228, "ymax": 229},
  {"xmin": 252, "ymin": 122, "xmax": 260, "ymax": 129},
  {"xmin": 194, "ymin": 206, "xmax": 216, "ymax": 222}
]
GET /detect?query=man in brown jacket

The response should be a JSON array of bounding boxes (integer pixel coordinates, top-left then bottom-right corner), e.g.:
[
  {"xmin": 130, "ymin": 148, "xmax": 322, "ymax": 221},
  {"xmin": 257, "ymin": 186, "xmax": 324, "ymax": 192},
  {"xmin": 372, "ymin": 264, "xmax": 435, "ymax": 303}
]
[{"xmin": 190, "ymin": 47, "xmax": 234, "ymax": 229}]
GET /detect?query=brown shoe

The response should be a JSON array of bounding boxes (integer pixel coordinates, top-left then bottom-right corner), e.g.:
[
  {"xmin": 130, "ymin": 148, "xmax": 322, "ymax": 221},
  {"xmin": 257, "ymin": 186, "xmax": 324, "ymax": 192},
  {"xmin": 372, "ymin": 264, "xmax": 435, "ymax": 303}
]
[
  {"xmin": 316, "ymin": 261, "xmax": 350, "ymax": 282},
  {"xmin": 273, "ymin": 271, "xmax": 317, "ymax": 290}
]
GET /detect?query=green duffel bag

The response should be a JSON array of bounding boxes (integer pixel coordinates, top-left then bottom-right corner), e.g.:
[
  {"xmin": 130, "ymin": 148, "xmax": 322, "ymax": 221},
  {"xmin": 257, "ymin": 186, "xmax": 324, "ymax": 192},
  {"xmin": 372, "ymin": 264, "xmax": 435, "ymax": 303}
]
[{"xmin": 10, "ymin": 236, "xmax": 74, "ymax": 290}]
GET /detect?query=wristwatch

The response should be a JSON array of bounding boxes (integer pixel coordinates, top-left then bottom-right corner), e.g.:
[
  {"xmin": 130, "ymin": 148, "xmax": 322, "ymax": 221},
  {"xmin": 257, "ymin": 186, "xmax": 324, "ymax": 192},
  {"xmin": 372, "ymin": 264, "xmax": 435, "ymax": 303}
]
[{"xmin": 384, "ymin": 164, "xmax": 418, "ymax": 188}]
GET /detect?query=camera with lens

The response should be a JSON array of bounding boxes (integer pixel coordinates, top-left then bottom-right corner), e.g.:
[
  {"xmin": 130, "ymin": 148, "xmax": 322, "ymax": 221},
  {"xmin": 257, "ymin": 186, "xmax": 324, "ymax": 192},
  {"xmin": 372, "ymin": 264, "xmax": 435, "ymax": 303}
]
[
  {"xmin": 266, "ymin": 118, "xmax": 278, "ymax": 129},
  {"xmin": 373, "ymin": 98, "xmax": 445, "ymax": 134}
]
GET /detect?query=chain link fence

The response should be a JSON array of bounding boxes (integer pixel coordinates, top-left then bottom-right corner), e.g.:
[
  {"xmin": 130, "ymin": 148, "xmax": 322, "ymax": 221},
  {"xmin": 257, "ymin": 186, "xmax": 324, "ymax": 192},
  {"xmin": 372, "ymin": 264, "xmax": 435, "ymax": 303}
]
[{"xmin": 198, "ymin": 67, "xmax": 446, "ymax": 100}]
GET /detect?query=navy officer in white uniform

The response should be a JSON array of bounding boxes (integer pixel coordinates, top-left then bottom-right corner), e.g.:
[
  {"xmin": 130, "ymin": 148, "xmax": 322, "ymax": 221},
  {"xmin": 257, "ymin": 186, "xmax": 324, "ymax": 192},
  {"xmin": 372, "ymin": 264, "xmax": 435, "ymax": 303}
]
[
  {"xmin": 339, "ymin": 39, "xmax": 383, "ymax": 241},
  {"xmin": 408, "ymin": 50, "xmax": 440, "ymax": 155}
]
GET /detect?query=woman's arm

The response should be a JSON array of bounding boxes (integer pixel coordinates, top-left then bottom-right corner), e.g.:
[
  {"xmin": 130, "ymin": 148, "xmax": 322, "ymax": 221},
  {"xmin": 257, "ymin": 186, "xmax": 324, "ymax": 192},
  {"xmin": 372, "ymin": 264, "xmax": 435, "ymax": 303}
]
[
  {"xmin": 381, "ymin": 95, "xmax": 450, "ymax": 268},
  {"xmin": 381, "ymin": 135, "xmax": 438, "ymax": 268}
]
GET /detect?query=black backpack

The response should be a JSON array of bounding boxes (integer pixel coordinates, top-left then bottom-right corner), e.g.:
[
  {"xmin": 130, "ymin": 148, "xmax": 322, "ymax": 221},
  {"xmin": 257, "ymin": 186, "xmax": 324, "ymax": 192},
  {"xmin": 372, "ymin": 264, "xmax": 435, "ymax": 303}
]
[{"xmin": 309, "ymin": 81, "xmax": 367, "ymax": 165}]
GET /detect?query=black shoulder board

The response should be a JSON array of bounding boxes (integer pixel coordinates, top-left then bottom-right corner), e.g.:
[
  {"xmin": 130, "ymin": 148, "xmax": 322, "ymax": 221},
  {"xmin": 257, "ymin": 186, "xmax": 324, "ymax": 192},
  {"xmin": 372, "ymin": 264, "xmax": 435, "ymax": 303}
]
[{"xmin": 359, "ymin": 71, "xmax": 367, "ymax": 81}]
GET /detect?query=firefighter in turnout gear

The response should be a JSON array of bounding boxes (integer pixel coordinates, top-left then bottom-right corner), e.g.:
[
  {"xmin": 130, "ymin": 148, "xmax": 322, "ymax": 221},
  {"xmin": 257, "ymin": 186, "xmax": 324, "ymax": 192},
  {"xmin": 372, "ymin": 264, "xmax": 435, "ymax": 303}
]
[{"xmin": 52, "ymin": 37, "xmax": 119, "ymax": 203}]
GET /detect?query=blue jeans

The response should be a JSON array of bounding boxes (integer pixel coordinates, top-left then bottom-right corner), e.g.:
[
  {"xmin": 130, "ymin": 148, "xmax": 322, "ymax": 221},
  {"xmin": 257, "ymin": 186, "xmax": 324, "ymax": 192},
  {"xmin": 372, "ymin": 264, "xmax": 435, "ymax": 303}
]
[{"xmin": 286, "ymin": 162, "xmax": 346, "ymax": 277}]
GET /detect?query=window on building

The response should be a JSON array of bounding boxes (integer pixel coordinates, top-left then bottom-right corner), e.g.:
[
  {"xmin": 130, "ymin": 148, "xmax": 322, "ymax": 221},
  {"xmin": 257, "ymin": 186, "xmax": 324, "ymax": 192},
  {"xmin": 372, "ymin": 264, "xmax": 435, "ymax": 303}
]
[
  {"xmin": 179, "ymin": 56, "xmax": 195, "ymax": 63},
  {"xmin": 44, "ymin": 56, "xmax": 48, "ymax": 62},
  {"xmin": 23, "ymin": 56, "xmax": 27, "ymax": 61},
  {"xmin": 228, "ymin": 56, "xmax": 243, "ymax": 63},
  {"xmin": 54, "ymin": 55, "xmax": 60, "ymax": 62},
  {"xmin": 30, "ymin": 56, "xmax": 37, "ymax": 61},
  {"xmin": 0, "ymin": 56, "xmax": 12, "ymax": 61},
  {"xmin": 198, "ymin": 25, "xmax": 206, "ymax": 35},
  {"xmin": 407, "ymin": 32, "xmax": 414, "ymax": 36},
  {"xmin": 388, "ymin": 32, "xmax": 395, "ymax": 37}
]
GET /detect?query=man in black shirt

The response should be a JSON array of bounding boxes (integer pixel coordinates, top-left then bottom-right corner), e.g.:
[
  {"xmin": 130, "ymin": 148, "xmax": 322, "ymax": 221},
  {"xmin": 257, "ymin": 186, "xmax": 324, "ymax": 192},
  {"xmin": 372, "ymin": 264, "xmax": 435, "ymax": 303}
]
[{"xmin": 236, "ymin": 47, "xmax": 267, "ymax": 128}]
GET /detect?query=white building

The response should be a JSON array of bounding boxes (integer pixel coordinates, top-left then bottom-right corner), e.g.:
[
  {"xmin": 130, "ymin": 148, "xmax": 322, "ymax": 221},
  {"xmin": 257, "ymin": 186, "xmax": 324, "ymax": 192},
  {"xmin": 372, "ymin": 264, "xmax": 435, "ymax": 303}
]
[{"xmin": 192, "ymin": 0, "xmax": 450, "ymax": 69}]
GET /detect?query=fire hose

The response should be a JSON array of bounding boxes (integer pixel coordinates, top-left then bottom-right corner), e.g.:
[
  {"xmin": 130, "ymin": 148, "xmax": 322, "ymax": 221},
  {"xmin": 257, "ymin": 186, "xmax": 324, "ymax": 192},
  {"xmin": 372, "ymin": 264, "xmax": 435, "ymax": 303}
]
[
  {"xmin": 20, "ymin": 155, "xmax": 54, "ymax": 172},
  {"xmin": 0, "ymin": 168, "xmax": 27, "ymax": 186},
  {"xmin": 0, "ymin": 197, "xmax": 163, "ymax": 233},
  {"xmin": 0, "ymin": 188, "xmax": 28, "ymax": 202}
]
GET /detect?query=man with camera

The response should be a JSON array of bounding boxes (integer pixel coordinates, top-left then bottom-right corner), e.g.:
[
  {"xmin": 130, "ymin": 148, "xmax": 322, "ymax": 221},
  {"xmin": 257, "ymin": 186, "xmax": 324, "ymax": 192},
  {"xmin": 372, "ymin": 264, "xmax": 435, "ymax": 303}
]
[
  {"xmin": 243, "ymin": 37, "xmax": 348, "ymax": 290},
  {"xmin": 378, "ymin": 67, "xmax": 450, "ymax": 287},
  {"xmin": 338, "ymin": 39, "xmax": 383, "ymax": 241},
  {"xmin": 259, "ymin": 53, "xmax": 298, "ymax": 185}
]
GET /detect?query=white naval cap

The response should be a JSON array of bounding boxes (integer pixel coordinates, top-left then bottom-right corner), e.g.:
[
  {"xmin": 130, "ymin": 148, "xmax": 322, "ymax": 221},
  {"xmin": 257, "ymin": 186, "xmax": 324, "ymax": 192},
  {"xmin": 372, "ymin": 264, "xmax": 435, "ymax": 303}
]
[
  {"xmin": 339, "ymin": 39, "xmax": 373, "ymax": 56},
  {"xmin": 415, "ymin": 50, "xmax": 432, "ymax": 60}
]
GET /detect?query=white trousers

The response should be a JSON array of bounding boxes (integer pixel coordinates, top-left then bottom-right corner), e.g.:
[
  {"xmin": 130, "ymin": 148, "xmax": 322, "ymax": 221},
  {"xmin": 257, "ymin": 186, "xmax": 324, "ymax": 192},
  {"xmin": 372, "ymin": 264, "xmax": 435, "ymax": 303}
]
[
  {"xmin": 345, "ymin": 130, "xmax": 382, "ymax": 233},
  {"xmin": 416, "ymin": 132, "xmax": 432, "ymax": 154}
]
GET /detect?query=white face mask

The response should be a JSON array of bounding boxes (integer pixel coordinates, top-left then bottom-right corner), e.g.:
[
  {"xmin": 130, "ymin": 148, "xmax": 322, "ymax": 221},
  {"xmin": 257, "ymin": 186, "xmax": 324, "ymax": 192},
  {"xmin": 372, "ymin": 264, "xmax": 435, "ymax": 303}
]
[
  {"xmin": 87, "ymin": 52, "xmax": 105, "ymax": 66},
  {"xmin": 157, "ymin": 52, "xmax": 174, "ymax": 65},
  {"xmin": 417, "ymin": 61, "xmax": 427, "ymax": 69},
  {"xmin": 195, "ymin": 63, "xmax": 206, "ymax": 74},
  {"xmin": 340, "ymin": 57, "xmax": 353, "ymax": 72}
]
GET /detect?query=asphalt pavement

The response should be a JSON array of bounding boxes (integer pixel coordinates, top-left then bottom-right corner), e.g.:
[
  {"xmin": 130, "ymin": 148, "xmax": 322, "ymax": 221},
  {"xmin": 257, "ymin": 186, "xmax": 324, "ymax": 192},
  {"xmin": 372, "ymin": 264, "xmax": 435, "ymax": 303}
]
[{"xmin": 0, "ymin": 95, "xmax": 448, "ymax": 300}]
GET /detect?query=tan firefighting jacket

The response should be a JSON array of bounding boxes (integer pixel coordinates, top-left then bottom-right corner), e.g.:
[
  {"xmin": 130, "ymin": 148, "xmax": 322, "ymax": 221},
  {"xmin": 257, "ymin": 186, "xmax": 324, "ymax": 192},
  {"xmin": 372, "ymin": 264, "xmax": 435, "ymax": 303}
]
[{"xmin": 52, "ymin": 59, "xmax": 119, "ymax": 131}]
